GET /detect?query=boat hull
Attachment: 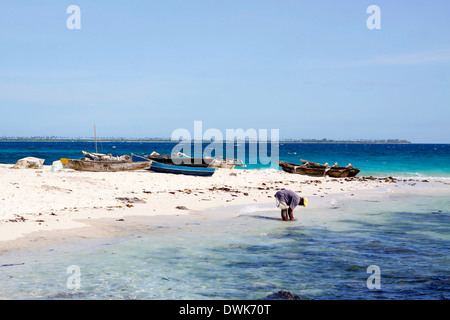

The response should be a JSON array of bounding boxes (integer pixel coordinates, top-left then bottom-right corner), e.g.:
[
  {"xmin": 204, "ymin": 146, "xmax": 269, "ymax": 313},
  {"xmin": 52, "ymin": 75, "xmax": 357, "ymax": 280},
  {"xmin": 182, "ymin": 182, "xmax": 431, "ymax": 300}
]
[
  {"xmin": 60, "ymin": 158, "xmax": 151, "ymax": 172},
  {"xmin": 277, "ymin": 161, "xmax": 360, "ymax": 178},
  {"xmin": 132, "ymin": 154, "xmax": 215, "ymax": 176},
  {"xmin": 149, "ymin": 156, "xmax": 211, "ymax": 168},
  {"xmin": 150, "ymin": 162, "xmax": 216, "ymax": 176},
  {"xmin": 148, "ymin": 156, "xmax": 245, "ymax": 169},
  {"xmin": 146, "ymin": 151, "xmax": 245, "ymax": 169}
]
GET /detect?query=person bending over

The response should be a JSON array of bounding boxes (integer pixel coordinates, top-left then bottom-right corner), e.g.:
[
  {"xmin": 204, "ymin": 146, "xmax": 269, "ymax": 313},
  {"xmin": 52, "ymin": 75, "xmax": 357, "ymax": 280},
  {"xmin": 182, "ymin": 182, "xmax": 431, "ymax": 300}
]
[{"xmin": 274, "ymin": 189, "xmax": 308, "ymax": 221}]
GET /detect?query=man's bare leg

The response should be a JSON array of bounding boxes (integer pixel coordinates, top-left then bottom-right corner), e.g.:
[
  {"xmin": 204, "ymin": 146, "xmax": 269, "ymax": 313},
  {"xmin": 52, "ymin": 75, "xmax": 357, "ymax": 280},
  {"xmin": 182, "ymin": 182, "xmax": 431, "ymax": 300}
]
[
  {"xmin": 281, "ymin": 209, "xmax": 289, "ymax": 221},
  {"xmin": 288, "ymin": 208, "xmax": 294, "ymax": 220}
]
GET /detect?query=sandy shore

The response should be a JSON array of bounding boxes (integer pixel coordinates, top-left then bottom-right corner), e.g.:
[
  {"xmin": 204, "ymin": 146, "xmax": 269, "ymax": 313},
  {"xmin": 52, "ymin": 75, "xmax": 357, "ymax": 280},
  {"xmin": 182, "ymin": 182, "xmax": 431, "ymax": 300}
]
[{"xmin": 0, "ymin": 163, "xmax": 443, "ymax": 252}]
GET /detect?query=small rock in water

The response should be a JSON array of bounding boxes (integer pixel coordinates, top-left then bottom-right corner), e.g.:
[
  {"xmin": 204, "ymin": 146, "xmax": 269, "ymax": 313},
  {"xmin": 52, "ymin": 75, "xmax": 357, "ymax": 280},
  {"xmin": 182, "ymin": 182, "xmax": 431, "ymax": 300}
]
[{"xmin": 264, "ymin": 290, "xmax": 309, "ymax": 300}]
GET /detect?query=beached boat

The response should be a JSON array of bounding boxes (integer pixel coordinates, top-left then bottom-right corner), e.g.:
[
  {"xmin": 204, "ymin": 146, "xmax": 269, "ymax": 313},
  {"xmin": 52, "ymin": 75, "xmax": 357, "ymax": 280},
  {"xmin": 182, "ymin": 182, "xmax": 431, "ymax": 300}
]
[
  {"xmin": 277, "ymin": 159, "xmax": 360, "ymax": 178},
  {"xmin": 147, "ymin": 151, "xmax": 246, "ymax": 169},
  {"xmin": 206, "ymin": 156, "xmax": 246, "ymax": 169},
  {"xmin": 82, "ymin": 150, "xmax": 131, "ymax": 161},
  {"xmin": 149, "ymin": 161, "xmax": 216, "ymax": 176},
  {"xmin": 147, "ymin": 152, "xmax": 209, "ymax": 168},
  {"xmin": 132, "ymin": 154, "xmax": 216, "ymax": 176},
  {"xmin": 60, "ymin": 158, "xmax": 151, "ymax": 172}
]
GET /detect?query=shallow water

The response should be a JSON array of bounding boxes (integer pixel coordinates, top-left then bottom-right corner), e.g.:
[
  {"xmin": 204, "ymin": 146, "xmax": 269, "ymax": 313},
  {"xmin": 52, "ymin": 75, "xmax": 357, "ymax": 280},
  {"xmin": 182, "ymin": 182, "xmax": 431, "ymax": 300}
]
[{"xmin": 0, "ymin": 186, "xmax": 449, "ymax": 300}]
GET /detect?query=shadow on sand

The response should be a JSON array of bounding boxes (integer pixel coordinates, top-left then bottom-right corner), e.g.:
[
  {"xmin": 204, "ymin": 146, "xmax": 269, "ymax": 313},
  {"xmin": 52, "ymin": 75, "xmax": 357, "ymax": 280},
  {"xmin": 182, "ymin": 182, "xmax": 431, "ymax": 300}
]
[{"xmin": 245, "ymin": 215, "xmax": 297, "ymax": 222}]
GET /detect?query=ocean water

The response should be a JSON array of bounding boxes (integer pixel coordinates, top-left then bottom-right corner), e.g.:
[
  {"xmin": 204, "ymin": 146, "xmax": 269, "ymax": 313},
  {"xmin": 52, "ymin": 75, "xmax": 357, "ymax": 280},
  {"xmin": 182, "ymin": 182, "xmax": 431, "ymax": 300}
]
[
  {"xmin": 1, "ymin": 185, "xmax": 449, "ymax": 300},
  {"xmin": 0, "ymin": 141, "xmax": 449, "ymax": 177},
  {"xmin": 0, "ymin": 142, "xmax": 449, "ymax": 300}
]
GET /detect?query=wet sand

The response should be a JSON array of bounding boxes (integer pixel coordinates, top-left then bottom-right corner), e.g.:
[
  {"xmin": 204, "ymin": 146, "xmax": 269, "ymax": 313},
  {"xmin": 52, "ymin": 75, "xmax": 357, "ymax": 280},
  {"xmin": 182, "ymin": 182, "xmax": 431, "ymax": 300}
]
[{"xmin": 1, "ymin": 163, "xmax": 446, "ymax": 253}]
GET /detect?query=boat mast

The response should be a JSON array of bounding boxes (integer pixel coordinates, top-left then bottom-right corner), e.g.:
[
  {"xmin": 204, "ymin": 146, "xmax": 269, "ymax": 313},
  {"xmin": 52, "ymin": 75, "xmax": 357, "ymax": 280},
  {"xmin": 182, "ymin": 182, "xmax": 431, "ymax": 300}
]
[{"xmin": 94, "ymin": 124, "xmax": 98, "ymax": 153}]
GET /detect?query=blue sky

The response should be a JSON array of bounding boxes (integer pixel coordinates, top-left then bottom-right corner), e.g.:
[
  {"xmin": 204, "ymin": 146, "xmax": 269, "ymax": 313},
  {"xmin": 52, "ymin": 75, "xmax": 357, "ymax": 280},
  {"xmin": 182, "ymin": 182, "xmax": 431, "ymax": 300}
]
[{"xmin": 0, "ymin": 0, "xmax": 449, "ymax": 142}]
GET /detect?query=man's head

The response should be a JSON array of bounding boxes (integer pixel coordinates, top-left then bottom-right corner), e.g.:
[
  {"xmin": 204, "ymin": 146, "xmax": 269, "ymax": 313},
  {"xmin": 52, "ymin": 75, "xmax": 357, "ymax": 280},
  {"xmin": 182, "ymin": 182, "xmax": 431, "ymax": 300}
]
[{"xmin": 299, "ymin": 197, "xmax": 308, "ymax": 207}]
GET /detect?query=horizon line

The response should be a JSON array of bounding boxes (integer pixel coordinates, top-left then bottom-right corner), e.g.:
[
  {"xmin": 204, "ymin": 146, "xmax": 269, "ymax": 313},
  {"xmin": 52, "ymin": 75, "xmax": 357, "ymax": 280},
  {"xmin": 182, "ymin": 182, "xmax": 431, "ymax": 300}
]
[{"xmin": 0, "ymin": 137, "xmax": 420, "ymax": 144}]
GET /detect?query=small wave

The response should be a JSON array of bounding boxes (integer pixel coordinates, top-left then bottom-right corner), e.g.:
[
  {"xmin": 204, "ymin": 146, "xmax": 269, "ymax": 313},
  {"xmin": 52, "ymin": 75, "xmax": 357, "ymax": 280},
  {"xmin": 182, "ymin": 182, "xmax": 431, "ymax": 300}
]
[
  {"xmin": 328, "ymin": 198, "xmax": 337, "ymax": 206},
  {"xmin": 238, "ymin": 204, "xmax": 273, "ymax": 214},
  {"xmin": 391, "ymin": 176, "xmax": 450, "ymax": 181}
]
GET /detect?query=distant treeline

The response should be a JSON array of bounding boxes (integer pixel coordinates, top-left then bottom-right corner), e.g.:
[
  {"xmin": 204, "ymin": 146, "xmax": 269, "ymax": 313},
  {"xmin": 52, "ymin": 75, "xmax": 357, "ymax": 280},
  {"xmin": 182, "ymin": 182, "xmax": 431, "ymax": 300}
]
[
  {"xmin": 0, "ymin": 136, "xmax": 412, "ymax": 144},
  {"xmin": 281, "ymin": 138, "xmax": 412, "ymax": 144},
  {"xmin": 0, "ymin": 136, "xmax": 172, "ymax": 142}
]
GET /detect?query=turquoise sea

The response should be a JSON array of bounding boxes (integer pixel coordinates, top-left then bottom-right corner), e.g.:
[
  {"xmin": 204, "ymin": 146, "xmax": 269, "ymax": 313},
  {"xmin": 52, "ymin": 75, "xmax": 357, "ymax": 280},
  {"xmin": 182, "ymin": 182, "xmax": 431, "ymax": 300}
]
[
  {"xmin": 0, "ymin": 142, "xmax": 449, "ymax": 300},
  {"xmin": 1, "ymin": 141, "xmax": 450, "ymax": 177}
]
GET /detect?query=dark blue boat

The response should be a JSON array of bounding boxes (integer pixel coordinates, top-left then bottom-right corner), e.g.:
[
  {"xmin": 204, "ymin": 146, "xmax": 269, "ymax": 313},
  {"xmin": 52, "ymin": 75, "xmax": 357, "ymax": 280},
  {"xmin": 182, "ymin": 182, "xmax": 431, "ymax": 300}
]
[{"xmin": 131, "ymin": 154, "xmax": 216, "ymax": 177}]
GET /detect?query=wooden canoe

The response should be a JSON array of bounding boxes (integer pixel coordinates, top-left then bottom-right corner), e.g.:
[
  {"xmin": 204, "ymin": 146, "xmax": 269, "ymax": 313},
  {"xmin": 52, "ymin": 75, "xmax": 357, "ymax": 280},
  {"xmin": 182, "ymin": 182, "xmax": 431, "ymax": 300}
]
[
  {"xmin": 277, "ymin": 160, "xmax": 360, "ymax": 178},
  {"xmin": 206, "ymin": 157, "xmax": 246, "ymax": 168},
  {"xmin": 82, "ymin": 150, "xmax": 131, "ymax": 161},
  {"xmin": 149, "ymin": 155, "xmax": 210, "ymax": 168},
  {"xmin": 60, "ymin": 158, "xmax": 151, "ymax": 172},
  {"xmin": 132, "ymin": 154, "xmax": 215, "ymax": 176},
  {"xmin": 146, "ymin": 151, "xmax": 246, "ymax": 169}
]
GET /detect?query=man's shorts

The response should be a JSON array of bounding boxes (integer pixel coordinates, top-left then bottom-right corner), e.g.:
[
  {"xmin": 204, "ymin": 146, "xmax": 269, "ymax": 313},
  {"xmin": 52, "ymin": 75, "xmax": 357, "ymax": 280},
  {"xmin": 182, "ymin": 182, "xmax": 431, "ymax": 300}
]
[{"xmin": 276, "ymin": 199, "xmax": 289, "ymax": 210}]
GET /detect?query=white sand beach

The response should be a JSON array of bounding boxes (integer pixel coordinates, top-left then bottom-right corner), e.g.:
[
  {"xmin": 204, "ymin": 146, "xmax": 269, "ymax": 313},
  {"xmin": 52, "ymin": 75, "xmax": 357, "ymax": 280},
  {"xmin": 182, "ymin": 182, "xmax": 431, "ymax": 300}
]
[{"xmin": 0, "ymin": 164, "xmax": 442, "ymax": 252}]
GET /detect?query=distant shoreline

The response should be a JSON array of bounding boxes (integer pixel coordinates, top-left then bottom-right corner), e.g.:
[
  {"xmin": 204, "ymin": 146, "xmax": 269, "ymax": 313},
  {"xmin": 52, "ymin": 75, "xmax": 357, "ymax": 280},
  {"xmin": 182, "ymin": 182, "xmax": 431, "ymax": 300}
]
[{"xmin": 0, "ymin": 138, "xmax": 414, "ymax": 144}]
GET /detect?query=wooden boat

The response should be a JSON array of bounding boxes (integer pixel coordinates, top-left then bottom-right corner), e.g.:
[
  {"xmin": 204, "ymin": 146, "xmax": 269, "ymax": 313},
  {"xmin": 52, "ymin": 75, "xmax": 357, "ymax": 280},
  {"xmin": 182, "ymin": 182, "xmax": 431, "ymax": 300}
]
[
  {"xmin": 148, "ymin": 152, "xmax": 209, "ymax": 168},
  {"xmin": 149, "ymin": 161, "xmax": 216, "ymax": 176},
  {"xmin": 205, "ymin": 156, "xmax": 246, "ymax": 169},
  {"xmin": 60, "ymin": 158, "xmax": 151, "ymax": 172},
  {"xmin": 132, "ymin": 154, "xmax": 215, "ymax": 176},
  {"xmin": 147, "ymin": 151, "xmax": 246, "ymax": 169},
  {"xmin": 82, "ymin": 150, "xmax": 131, "ymax": 161},
  {"xmin": 277, "ymin": 159, "xmax": 360, "ymax": 178}
]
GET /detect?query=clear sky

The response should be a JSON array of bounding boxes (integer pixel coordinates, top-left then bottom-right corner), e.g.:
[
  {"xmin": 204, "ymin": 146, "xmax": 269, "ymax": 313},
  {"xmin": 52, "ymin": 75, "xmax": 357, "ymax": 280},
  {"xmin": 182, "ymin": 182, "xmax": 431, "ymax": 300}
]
[{"xmin": 0, "ymin": 0, "xmax": 449, "ymax": 142}]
